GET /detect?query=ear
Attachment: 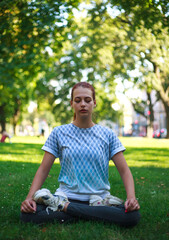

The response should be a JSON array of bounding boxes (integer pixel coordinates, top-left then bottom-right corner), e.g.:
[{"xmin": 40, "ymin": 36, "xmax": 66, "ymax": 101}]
[
  {"xmin": 70, "ymin": 100, "xmax": 73, "ymax": 108},
  {"xmin": 94, "ymin": 100, "xmax": 96, "ymax": 108}
]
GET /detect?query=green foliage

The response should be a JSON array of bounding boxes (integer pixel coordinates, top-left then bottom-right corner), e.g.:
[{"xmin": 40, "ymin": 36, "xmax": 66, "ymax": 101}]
[
  {"xmin": 94, "ymin": 82, "xmax": 122, "ymax": 123},
  {"xmin": 1, "ymin": 0, "xmax": 169, "ymax": 136},
  {"xmin": 0, "ymin": 0, "xmax": 81, "ymax": 130},
  {"xmin": 111, "ymin": 0, "xmax": 169, "ymax": 30},
  {"xmin": 46, "ymin": 3, "xmax": 123, "ymax": 124},
  {"xmin": 65, "ymin": 1, "xmax": 169, "ymax": 136}
]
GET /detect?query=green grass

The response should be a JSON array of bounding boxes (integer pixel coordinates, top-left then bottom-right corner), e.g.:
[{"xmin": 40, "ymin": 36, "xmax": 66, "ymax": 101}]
[{"xmin": 0, "ymin": 136, "xmax": 169, "ymax": 240}]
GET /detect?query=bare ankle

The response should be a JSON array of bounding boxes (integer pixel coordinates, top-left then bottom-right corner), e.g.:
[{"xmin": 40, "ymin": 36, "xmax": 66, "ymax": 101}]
[{"xmin": 63, "ymin": 202, "xmax": 70, "ymax": 212}]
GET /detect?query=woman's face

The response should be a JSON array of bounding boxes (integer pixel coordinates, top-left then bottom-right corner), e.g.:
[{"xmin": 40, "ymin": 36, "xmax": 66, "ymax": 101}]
[{"xmin": 71, "ymin": 87, "xmax": 96, "ymax": 119}]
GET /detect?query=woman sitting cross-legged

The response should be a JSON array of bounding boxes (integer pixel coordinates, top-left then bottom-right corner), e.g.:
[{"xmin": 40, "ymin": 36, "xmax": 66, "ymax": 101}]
[{"xmin": 20, "ymin": 82, "xmax": 140, "ymax": 227}]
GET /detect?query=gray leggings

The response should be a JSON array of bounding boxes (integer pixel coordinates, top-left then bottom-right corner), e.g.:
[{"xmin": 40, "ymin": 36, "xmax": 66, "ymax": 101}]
[{"xmin": 20, "ymin": 199, "xmax": 140, "ymax": 227}]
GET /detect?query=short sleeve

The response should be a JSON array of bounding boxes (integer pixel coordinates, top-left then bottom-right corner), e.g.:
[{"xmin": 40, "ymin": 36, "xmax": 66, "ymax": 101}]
[
  {"xmin": 41, "ymin": 128, "xmax": 59, "ymax": 158},
  {"xmin": 109, "ymin": 131, "xmax": 126, "ymax": 159}
]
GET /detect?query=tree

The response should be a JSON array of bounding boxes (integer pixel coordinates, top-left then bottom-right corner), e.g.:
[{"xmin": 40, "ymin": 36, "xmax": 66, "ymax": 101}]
[
  {"xmin": 45, "ymin": 1, "xmax": 169, "ymax": 136},
  {"xmin": 109, "ymin": 1, "xmax": 169, "ymax": 137},
  {"xmin": 112, "ymin": 20, "xmax": 169, "ymax": 137},
  {"xmin": 0, "ymin": 0, "xmax": 80, "ymax": 132},
  {"xmin": 111, "ymin": 0, "xmax": 169, "ymax": 30},
  {"xmin": 65, "ymin": 1, "xmax": 169, "ymax": 137},
  {"xmin": 38, "ymin": 78, "xmax": 121, "ymax": 125}
]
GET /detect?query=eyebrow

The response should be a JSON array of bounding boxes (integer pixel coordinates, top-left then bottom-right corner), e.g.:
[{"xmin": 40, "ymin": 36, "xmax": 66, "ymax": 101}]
[{"xmin": 74, "ymin": 96, "xmax": 92, "ymax": 100}]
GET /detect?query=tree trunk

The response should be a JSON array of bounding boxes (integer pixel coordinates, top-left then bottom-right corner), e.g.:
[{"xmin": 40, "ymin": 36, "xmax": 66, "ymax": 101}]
[
  {"xmin": 156, "ymin": 102, "xmax": 169, "ymax": 138},
  {"xmin": 12, "ymin": 109, "xmax": 20, "ymax": 135},
  {"xmin": 12, "ymin": 98, "xmax": 21, "ymax": 135},
  {"xmin": 131, "ymin": 91, "xmax": 154, "ymax": 137},
  {"xmin": 162, "ymin": 101, "xmax": 169, "ymax": 138},
  {"xmin": 166, "ymin": 113, "xmax": 169, "ymax": 139},
  {"xmin": 0, "ymin": 105, "xmax": 6, "ymax": 132},
  {"xmin": 0, "ymin": 120, "xmax": 6, "ymax": 132},
  {"xmin": 147, "ymin": 92, "xmax": 154, "ymax": 137},
  {"xmin": 13, "ymin": 122, "xmax": 17, "ymax": 135},
  {"xmin": 153, "ymin": 65, "xmax": 169, "ymax": 138},
  {"xmin": 147, "ymin": 92, "xmax": 154, "ymax": 126},
  {"xmin": 158, "ymin": 89, "xmax": 169, "ymax": 138}
]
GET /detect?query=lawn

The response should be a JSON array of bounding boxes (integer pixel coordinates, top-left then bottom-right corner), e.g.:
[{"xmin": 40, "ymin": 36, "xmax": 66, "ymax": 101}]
[{"xmin": 0, "ymin": 136, "xmax": 169, "ymax": 240}]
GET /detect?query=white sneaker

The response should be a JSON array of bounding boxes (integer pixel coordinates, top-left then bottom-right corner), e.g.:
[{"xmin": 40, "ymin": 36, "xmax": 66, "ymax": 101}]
[
  {"xmin": 103, "ymin": 195, "xmax": 123, "ymax": 206},
  {"xmin": 89, "ymin": 195, "xmax": 104, "ymax": 206},
  {"xmin": 33, "ymin": 188, "xmax": 69, "ymax": 214},
  {"xmin": 89, "ymin": 194, "xmax": 123, "ymax": 207}
]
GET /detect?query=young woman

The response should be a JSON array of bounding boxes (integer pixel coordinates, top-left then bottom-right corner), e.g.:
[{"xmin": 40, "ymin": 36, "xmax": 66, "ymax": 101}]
[{"xmin": 20, "ymin": 82, "xmax": 140, "ymax": 227}]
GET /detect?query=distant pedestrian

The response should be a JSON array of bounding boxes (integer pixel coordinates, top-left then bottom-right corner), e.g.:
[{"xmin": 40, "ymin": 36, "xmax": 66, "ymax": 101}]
[{"xmin": 41, "ymin": 128, "xmax": 45, "ymax": 136}]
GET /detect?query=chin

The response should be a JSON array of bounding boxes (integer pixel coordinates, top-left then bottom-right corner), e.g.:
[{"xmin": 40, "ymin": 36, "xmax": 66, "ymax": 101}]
[{"xmin": 79, "ymin": 114, "xmax": 89, "ymax": 119}]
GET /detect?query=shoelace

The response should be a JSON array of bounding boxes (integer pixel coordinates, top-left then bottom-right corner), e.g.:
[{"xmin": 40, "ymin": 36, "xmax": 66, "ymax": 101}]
[{"xmin": 45, "ymin": 196, "xmax": 59, "ymax": 214}]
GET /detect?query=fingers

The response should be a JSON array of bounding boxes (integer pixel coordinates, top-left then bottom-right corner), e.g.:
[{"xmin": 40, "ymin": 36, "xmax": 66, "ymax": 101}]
[
  {"xmin": 21, "ymin": 199, "xmax": 36, "ymax": 213},
  {"xmin": 31, "ymin": 200, "xmax": 37, "ymax": 211},
  {"xmin": 125, "ymin": 198, "xmax": 140, "ymax": 212}
]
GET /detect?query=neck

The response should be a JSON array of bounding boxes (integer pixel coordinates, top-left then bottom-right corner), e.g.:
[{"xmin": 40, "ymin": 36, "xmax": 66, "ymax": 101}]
[{"xmin": 72, "ymin": 118, "xmax": 95, "ymax": 129}]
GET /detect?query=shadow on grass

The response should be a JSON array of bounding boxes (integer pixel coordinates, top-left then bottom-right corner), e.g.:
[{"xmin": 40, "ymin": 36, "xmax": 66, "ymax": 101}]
[
  {"xmin": 124, "ymin": 147, "xmax": 169, "ymax": 157},
  {"xmin": 0, "ymin": 142, "xmax": 43, "ymax": 155},
  {"xmin": 1, "ymin": 142, "xmax": 168, "ymax": 159}
]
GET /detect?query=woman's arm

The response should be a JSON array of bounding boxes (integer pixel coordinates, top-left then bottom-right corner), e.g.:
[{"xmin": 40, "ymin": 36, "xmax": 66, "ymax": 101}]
[
  {"xmin": 112, "ymin": 151, "xmax": 140, "ymax": 212},
  {"xmin": 21, "ymin": 151, "xmax": 55, "ymax": 213}
]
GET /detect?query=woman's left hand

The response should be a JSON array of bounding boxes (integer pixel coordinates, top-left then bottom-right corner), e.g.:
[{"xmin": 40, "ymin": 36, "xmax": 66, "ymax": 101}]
[{"xmin": 124, "ymin": 198, "xmax": 140, "ymax": 212}]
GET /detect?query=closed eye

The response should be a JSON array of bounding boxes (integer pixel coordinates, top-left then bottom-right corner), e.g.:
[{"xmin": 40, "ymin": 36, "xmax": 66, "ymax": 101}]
[
  {"xmin": 74, "ymin": 98, "xmax": 81, "ymax": 103},
  {"xmin": 74, "ymin": 97, "xmax": 92, "ymax": 103},
  {"xmin": 85, "ymin": 97, "xmax": 92, "ymax": 103}
]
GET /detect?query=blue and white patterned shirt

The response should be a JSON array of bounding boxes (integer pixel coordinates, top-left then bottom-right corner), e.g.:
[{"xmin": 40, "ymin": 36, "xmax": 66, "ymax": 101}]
[{"xmin": 42, "ymin": 123, "xmax": 125, "ymax": 201}]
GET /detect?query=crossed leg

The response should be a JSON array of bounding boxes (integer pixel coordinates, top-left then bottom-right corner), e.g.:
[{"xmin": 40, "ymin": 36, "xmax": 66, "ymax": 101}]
[{"xmin": 20, "ymin": 199, "xmax": 140, "ymax": 227}]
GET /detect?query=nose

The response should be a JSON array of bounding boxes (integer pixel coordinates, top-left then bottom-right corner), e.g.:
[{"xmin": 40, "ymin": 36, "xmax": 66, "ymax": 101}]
[{"xmin": 81, "ymin": 99, "xmax": 86, "ymax": 107}]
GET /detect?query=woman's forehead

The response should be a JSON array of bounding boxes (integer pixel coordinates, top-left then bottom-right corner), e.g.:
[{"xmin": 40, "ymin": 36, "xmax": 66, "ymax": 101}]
[{"xmin": 73, "ymin": 87, "xmax": 93, "ymax": 98}]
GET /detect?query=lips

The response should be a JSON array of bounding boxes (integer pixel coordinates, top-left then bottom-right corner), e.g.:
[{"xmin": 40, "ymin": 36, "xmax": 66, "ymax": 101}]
[{"xmin": 80, "ymin": 110, "xmax": 87, "ymax": 113}]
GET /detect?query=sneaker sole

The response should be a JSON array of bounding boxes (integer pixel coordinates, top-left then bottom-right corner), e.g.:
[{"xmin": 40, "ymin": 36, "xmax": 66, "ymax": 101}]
[{"xmin": 33, "ymin": 189, "xmax": 52, "ymax": 202}]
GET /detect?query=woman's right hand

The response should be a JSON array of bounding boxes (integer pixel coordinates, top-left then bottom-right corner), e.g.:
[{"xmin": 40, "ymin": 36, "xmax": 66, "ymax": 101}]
[
  {"xmin": 21, "ymin": 198, "xmax": 36, "ymax": 213},
  {"xmin": 20, "ymin": 152, "xmax": 55, "ymax": 213}
]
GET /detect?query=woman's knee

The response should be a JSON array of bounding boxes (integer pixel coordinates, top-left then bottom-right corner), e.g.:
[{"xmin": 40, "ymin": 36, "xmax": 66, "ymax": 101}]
[
  {"xmin": 20, "ymin": 204, "xmax": 48, "ymax": 223},
  {"xmin": 20, "ymin": 211, "xmax": 33, "ymax": 223},
  {"xmin": 123, "ymin": 210, "xmax": 141, "ymax": 227}
]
